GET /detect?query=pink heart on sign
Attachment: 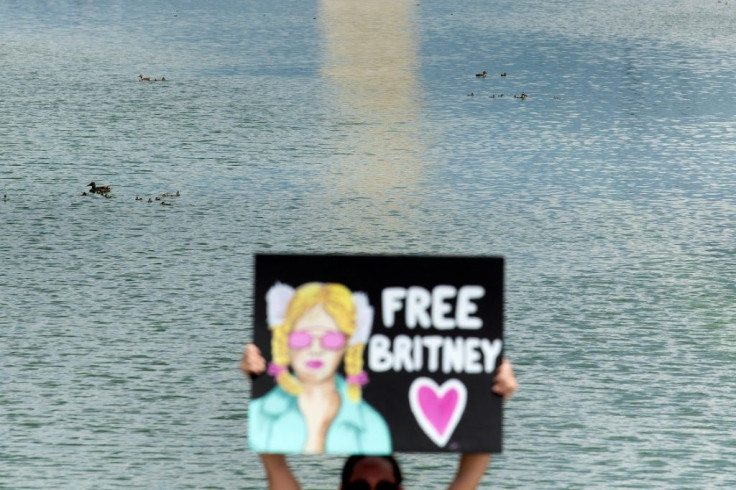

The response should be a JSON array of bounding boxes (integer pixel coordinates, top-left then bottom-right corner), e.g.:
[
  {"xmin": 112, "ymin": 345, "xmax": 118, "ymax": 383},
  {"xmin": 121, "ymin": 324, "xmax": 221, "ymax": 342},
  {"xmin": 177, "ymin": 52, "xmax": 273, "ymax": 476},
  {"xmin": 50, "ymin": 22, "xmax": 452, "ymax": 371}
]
[
  {"xmin": 417, "ymin": 386, "xmax": 458, "ymax": 436},
  {"xmin": 409, "ymin": 378, "xmax": 468, "ymax": 447}
]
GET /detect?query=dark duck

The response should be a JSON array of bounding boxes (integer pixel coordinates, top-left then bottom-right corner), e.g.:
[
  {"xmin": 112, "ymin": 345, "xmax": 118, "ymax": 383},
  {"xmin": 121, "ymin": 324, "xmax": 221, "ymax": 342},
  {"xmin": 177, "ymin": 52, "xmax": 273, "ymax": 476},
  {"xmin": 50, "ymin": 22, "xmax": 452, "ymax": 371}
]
[{"xmin": 88, "ymin": 182, "xmax": 111, "ymax": 195}]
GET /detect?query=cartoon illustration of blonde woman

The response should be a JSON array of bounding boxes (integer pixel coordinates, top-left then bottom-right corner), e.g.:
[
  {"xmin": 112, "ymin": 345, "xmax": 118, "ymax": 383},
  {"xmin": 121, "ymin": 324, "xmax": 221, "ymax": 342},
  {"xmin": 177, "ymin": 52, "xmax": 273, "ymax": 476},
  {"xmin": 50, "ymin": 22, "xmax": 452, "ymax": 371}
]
[{"xmin": 248, "ymin": 282, "xmax": 392, "ymax": 454}]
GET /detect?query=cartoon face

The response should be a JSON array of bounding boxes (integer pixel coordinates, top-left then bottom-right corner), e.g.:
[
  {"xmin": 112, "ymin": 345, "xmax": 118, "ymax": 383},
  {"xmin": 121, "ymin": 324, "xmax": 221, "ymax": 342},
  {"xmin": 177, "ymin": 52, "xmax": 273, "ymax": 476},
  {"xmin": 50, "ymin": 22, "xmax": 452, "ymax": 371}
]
[{"xmin": 289, "ymin": 304, "xmax": 347, "ymax": 385}]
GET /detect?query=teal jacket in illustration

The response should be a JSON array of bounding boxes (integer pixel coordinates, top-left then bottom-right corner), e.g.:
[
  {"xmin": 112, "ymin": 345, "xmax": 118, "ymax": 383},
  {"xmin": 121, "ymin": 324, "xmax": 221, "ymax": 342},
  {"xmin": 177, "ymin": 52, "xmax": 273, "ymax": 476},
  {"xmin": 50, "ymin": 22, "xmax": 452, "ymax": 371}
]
[{"xmin": 248, "ymin": 375, "xmax": 392, "ymax": 454}]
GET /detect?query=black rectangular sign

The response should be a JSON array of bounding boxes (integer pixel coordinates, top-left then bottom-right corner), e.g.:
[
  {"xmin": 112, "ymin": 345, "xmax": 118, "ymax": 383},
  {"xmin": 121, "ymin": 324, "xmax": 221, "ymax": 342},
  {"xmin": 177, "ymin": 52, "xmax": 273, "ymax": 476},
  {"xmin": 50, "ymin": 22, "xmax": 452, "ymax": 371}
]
[{"xmin": 248, "ymin": 254, "xmax": 504, "ymax": 454}]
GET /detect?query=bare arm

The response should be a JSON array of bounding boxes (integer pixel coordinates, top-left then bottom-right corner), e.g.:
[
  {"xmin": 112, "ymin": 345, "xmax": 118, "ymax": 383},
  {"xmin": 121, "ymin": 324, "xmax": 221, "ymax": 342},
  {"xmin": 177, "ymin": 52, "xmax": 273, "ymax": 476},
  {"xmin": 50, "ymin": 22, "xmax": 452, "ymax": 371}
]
[
  {"xmin": 448, "ymin": 453, "xmax": 492, "ymax": 490},
  {"xmin": 449, "ymin": 358, "xmax": 518, "ymax": 489},
  {"xmin": 242, "ymin": 345, "xmax": 298, "ymax": 488},
  {"xmin": 260, "ymin": 454, "xmax": 301, "ymax": 490}
]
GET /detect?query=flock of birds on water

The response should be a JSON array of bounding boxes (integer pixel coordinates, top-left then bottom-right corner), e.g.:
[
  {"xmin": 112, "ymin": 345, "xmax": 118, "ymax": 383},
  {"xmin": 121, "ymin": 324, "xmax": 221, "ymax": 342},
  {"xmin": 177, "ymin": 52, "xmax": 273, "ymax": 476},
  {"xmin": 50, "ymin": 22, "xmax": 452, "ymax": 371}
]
[
  {"xmin": 83, "ymin": 182, "xmax": 180, "ymax": 206},
  {"xmin": 139, "ymin": 74, "xmax": 166, "ymax": 82},
  {"xmin": 3, "ymin": 183, "xmax": 180, "ymax": 206},
  {"xmin": 6, "ymin": 77, "xmax": 179, "ymax": 206},
  {"xmin": 0, "ymin": 70, "xmax": 548, "ymax": 207},
  {"xmin": 3, "ymin": 77, "xmax": 181, "ymax": 205},
  {"xmin": 468, "ymin": 70, "xmax": 560, "ymax": 100}
]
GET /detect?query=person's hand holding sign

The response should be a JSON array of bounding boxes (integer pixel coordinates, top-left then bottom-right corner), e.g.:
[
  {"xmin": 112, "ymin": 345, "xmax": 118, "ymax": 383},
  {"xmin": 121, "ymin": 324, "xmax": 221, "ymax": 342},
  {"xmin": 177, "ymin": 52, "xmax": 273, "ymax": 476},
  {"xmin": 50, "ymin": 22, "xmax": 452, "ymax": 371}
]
[
  {"xmin": 241, "ymin": 343, "xmax": 266, "ymax": 379},
  {"xmin": 492, "ymin": 358, "xmax": 518, "ymax": 400}
]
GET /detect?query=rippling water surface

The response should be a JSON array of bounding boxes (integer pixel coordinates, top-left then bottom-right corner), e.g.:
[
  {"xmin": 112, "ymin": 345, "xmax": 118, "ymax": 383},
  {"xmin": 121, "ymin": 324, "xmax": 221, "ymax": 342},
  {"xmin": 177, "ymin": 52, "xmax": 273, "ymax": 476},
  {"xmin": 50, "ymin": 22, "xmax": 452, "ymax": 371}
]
[{"xmin": 2, "ymin": 0, "xmax": 735, "ymax": 488}]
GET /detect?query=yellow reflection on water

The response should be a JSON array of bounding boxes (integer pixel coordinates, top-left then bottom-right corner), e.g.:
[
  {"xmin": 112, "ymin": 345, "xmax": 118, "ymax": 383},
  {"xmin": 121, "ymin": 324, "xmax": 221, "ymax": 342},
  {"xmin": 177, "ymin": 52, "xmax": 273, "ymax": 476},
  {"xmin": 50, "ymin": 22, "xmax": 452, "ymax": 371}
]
[{"xmin": 319, "ymin": 0, "xmax": 426, "ymax": 237}]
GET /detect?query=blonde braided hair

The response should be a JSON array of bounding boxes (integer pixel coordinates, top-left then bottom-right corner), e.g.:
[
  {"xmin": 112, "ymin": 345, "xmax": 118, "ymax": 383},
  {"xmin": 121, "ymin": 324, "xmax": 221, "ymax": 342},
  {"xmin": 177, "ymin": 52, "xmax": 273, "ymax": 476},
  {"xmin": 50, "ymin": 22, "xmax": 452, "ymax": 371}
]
[{"xmin": 270, "ymin": 282, "xmax": 366, "ymax": 402}]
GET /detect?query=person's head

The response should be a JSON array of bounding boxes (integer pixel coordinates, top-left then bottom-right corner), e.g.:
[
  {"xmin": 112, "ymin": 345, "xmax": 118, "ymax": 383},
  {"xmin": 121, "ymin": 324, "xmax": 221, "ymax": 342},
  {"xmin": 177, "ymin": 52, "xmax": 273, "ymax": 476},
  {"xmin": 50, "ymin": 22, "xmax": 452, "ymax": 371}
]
[
  {"xmin": 340, "ymin": 455, "xmax": 403, "ymax": 490},
  {"xmin": 270, "ymin": 282, "xmax": 368, "ymax": 401}
]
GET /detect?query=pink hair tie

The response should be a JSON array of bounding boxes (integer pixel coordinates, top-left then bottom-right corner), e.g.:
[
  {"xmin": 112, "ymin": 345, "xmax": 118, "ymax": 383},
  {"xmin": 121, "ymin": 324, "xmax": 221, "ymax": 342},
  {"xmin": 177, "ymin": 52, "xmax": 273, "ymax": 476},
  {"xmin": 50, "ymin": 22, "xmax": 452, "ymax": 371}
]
[
  {"xmin": 267, "ymin": 362, "xmax": 287, "ymax": 378},
  {"xmin": 347, "ymin": 371, "xmax": 369, "ymax": 386}
]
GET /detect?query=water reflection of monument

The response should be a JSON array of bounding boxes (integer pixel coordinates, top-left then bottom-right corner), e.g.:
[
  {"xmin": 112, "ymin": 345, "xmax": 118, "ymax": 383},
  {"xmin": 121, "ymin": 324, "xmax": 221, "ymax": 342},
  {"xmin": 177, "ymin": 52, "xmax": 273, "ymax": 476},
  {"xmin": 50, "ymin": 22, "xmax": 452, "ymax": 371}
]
[{"xmin": 319, "ymin": 0, "xmax": 426, "ymax": 238}]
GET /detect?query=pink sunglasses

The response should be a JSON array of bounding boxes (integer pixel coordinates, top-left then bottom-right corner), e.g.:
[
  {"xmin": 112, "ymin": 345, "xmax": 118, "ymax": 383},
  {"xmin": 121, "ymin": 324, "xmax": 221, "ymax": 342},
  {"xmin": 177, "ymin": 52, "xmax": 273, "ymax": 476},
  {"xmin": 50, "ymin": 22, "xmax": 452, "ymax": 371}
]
[{"xmin": 288, "ymin": 331, "xmax": 347, "ymax": 350}]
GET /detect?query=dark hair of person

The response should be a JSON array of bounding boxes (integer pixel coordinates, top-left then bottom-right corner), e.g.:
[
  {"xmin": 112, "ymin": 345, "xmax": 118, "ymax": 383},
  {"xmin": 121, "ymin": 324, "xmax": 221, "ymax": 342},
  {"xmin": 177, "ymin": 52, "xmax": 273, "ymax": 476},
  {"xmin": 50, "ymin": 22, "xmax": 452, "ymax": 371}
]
[{"xmin": 341, "ymin": 455, "xmax": 403, "ymax": 486}]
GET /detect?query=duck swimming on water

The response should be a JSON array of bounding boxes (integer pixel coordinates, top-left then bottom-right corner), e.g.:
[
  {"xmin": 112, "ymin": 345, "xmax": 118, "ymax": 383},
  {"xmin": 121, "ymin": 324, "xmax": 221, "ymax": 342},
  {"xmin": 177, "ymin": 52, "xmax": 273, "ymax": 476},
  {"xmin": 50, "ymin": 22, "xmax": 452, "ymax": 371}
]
[{"xmin": 88, "ymin": 182, "xmax": 111, "ymax": 195}]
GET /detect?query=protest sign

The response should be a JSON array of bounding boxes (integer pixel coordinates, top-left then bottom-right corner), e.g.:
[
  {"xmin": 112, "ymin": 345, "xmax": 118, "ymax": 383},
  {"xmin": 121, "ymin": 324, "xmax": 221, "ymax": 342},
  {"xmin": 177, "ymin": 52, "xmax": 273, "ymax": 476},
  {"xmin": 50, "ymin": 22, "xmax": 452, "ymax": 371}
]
[{"xmin": 248, "ymin": 254, "xmax": 504, "ymax": 454}]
